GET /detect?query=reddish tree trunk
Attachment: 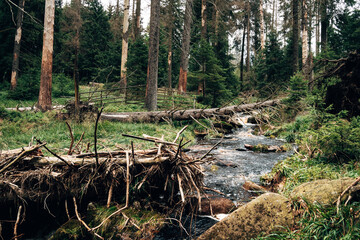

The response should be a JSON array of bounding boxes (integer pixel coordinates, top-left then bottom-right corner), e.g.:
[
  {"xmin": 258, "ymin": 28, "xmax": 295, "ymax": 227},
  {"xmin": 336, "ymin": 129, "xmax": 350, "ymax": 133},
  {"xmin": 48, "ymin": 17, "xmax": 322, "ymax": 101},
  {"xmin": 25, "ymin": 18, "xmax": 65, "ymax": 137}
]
[
  {"xmin": 178, "ymin": 0, "xmax": 193, "ymax": 93},
  {"xmin": 38, "ymin": 0, "xmax": 55, "ymax": 111}
]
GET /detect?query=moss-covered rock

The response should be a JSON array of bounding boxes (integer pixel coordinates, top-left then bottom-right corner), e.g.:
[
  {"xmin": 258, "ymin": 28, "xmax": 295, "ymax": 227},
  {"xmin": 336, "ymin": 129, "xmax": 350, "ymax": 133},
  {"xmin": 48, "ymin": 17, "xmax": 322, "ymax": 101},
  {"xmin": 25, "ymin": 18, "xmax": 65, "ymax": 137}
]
[
  {"xmin": 290, "ymin": 178, "xmax": 356, "ymax": 205},
  {"xmin": 197, "ymin": 193, "xmax": 294, "ymax": 240}
]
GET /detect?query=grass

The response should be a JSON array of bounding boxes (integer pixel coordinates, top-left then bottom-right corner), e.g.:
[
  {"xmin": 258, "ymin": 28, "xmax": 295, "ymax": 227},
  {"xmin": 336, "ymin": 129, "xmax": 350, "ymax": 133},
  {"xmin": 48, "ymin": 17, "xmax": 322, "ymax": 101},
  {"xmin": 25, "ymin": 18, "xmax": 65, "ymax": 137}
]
[{"xmin": 0, "ymin": 110, "xmax": 194, "ymax": 152}]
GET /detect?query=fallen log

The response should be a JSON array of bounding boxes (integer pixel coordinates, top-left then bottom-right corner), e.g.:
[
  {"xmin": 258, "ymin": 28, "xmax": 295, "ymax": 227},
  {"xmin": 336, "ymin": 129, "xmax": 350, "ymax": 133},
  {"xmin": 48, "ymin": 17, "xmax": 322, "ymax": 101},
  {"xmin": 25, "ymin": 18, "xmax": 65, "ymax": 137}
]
[
  {"xmin": 26, "ymin": 155, "xmax": 170, "ymax": 167},
  {"xmin": 101, "ymin": 99, "xmax": 280, "ymax": 122}
]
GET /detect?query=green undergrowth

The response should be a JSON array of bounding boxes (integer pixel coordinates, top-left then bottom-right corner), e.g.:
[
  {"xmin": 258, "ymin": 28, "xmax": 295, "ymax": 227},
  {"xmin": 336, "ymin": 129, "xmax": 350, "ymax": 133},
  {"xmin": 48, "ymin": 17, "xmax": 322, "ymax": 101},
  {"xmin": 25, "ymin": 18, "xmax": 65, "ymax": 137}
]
[
  {"xmin": 257, "ymin": 201, "xmax": 360, "ymax": 239},
  {"xmin": 50, "ymin": 205, "xmax": 165, "ymax": 240},
  {"xmin": 257, "ymin": 74, "xmax": 360, "ymax": 239},
  {"xmin": 0, "ymin": 109, "xmax": 194, "ymax": 152}
]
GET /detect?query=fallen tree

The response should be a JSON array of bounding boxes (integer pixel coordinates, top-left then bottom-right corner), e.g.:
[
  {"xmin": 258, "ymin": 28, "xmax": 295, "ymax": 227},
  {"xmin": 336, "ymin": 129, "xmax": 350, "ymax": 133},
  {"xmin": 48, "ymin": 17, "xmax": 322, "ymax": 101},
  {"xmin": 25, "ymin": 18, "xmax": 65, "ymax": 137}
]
[{"xmin": 101, "ymin": 99, "xmax": 280, "ymax": 122}]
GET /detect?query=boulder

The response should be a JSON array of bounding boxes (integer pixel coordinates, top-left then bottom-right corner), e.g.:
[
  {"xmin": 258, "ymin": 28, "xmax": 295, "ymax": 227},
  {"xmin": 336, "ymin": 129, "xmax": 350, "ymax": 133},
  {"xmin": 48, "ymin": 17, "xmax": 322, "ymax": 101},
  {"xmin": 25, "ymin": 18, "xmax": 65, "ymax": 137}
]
[
  {"xmin": 290, "ymin": 178, "xmax": 356, "ymax": 205},
  {"xmin": 197, "ymin": 193, "xmax": 294, "ymax": 240}
]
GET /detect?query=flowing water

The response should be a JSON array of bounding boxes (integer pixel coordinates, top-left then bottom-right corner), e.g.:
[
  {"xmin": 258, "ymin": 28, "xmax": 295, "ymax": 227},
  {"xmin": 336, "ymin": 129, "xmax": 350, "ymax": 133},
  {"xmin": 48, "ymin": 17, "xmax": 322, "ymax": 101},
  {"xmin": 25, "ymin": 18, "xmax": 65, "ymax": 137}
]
[{"xmin": 155, "ymin": 116, "xmax": 294, "ymax": 239}]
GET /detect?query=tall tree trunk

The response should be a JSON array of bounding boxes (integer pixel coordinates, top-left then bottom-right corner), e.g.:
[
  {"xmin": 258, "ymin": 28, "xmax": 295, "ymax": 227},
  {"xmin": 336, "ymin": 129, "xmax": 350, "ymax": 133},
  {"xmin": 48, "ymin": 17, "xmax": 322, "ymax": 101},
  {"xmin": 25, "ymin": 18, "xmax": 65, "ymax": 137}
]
[
  {"xmin": 240, "ymin": 21, "xmax": 246, "ymax": 88},
  {"xmin": 201, "ymin": 0, "xmax": 207, "ymax": 39},
  {"xmin": 301, "ymin": 0, "xmax": 308, "ymax": 72},
  {"xmin": 271, "ymin": 0, "xmax": 275, "ymax": 30},
  {"xmin": 199, "ymin": 0, "xmax": 207, "ymax": 96},
  {"xmin": 246, "ymin": 1, "xmax": 251, "ymax": 72},
  {"xmin": 292, "ymin": 0, "xmax": 299, "ymax": 74},
  {"xmin": 259, "ymin": 0, "xmax": 265, "ymax": 51},
  {"xmin": 131, "ymin": 0, "xmax": 135, "ymax": 39},
  {"xmin": 178, "ymin": 0, "xmax": 193, "ymax": 93},
  {"xmin": 73, "ymin": 0, "xmax": 81, "ymax": 114},
  {"xmin": 214, "ymin": 0, "xmax": 219, "ymax": 47},
  {"xmin": 10, "ymin": 0, "xmax": 25, "ymax": 90},
  {"xmin": 134, "ymin": 0, "xmax": 141, "ymax": 39},
  {"xmin": 145, "ymin": 0, "xmax": 160, "ymax": 111},
  {"xmin": 120, "ymin": 0, "xmax": 130, "ymax": 91},
  {"xmin": 167, "ymin": 0, "xmax": 174, "ymax": 90},
  {"xmin": 38, "ymin": 0, "xmax": 55, "ymax": 111},
  {"xmin": 74, "ymin": 30, "xmax": 80, "ymax": 113},
  {"xmin": 315, "ymin": 0, "xmax": 319, "ymax": 56},
  {"xmin": 320, "ymin": 0, "xmax": 327, "ymax": 52}
]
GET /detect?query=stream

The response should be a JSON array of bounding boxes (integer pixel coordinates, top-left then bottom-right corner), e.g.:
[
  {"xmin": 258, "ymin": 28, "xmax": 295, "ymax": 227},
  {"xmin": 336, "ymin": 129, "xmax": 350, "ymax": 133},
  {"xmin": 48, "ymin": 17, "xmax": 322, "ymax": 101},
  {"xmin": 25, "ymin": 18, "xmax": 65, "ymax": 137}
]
[{"xmin": 155, "ymin": 116, "xmax": 293, "ymax": 239}]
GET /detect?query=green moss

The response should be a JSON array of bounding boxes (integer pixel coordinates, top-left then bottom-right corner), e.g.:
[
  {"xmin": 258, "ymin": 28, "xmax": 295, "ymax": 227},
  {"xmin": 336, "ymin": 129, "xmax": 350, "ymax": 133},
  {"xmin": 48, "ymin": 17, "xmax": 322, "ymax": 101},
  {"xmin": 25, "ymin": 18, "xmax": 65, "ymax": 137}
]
[{"xmin": 50, "ymin": 205, "xmax": 165, "ymax": 240}]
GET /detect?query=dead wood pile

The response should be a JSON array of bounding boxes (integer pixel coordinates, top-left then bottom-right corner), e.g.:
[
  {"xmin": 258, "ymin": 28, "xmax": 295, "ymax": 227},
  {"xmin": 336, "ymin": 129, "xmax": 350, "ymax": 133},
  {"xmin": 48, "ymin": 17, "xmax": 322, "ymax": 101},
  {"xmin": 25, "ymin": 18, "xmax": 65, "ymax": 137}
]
[{"xmin": 0, "ymin": 127, "xmax": 206, "ymax": 239}]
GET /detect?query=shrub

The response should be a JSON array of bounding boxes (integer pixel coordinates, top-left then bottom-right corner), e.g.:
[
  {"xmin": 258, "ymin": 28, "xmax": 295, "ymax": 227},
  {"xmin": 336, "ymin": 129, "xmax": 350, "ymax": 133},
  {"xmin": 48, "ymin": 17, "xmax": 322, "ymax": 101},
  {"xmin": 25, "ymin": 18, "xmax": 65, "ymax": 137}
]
[
  {"xmin": 7, "ymin": 70, "xmax": 40, "ymax": 100},
  {"xmin": 305, "ymin": 116, "xmax": 360, "ymax": 162},
  {"xmin": 52, "ymin": 73, "xmax": 74, "ymax": 97}
]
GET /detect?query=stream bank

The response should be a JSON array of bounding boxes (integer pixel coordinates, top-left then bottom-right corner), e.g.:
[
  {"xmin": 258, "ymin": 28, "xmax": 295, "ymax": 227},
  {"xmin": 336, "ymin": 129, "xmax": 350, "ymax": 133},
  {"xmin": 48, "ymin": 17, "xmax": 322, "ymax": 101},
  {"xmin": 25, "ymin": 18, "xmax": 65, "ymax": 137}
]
[{"xmin": 155, "ymin": 117, "xmax": 294, "ymax": 239}]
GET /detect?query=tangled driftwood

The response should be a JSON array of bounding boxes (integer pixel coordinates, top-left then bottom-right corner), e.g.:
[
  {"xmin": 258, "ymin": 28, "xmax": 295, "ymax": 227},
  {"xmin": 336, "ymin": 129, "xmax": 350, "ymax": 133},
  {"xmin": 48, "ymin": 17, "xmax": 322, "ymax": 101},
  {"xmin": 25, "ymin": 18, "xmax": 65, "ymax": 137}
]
[{"xmin": 0, "ymin": 127, "xmax": 206, "ymax": 239}]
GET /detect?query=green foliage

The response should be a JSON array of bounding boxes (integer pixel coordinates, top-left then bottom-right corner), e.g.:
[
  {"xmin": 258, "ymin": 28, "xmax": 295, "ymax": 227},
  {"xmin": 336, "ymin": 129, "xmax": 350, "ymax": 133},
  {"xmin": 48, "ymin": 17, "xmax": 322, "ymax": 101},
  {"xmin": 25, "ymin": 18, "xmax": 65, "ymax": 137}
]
[
  {"xmin": 0, "ymin": 107, "xmax": 21, "ymax": 121},
  {"xmin": 328, "ymin": 10, "xmax": 360, "ymax": 56},
  {"xmin": 127, "ymin": 37, "xmax": 148, "ymax": 87},
  {"xmin": 281, "ymin": 115, "xmax": 313, "ymax": 143},
  {"xmin": 189, "ymin": 39, "xmax": 231, "ymax": 107},
  {"xmin": 79, "ymin": 0, "xmax": 113, "ymax": 83},
  {"xmin": 285, "ymin": 74, "xmax": 307, "ymax": 104},
  {"xmin": 254, "ymin": 32, "xmax": 292, "ymax": 96},
  {"xmin": 53, "ymin": 73, "xmax": 74, "ymax": 97},
  {"xmin": 305, "ymin": 116, "xmax": 360, "ymax": 162},
  {"xmin": 7, "ymin": 70, "xmax": 40, "ymax": 100},
  {"xmin": 257, "ymin": 202, "xmax": 360, "ymax": 240}
]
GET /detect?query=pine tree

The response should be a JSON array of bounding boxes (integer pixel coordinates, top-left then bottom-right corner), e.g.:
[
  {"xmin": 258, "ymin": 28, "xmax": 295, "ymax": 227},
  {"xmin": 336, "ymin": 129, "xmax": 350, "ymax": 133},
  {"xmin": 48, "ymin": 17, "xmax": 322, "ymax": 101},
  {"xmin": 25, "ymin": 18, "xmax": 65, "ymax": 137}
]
[{"xmin": 79, "ymin": 0, "xmax": 112, "ymax": 83}]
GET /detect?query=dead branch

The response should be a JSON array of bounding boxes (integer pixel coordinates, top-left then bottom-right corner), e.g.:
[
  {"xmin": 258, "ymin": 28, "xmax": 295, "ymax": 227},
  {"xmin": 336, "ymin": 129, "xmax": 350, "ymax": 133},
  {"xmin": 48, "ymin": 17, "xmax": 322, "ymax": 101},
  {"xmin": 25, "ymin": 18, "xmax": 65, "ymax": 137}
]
[
  {"xmin": 122, "ymin": 134, "xmax": 178, "ymax": 146},
  {"xmin": 94, "ymin": 107, "xmax": 104, "ymax": 167},
  {"xmin": 74, "ymin": 131, "xmax": 85, "ymax": 153},
  {"xmin": 65, "ymin": 122, "xmax": 74, "ymax": 155},
  {"xmin": 173, "ymin": 125, "xmax": 188, "ymax": 143},
  {"xmin": 200, "ymin": 139, "xmax": 223, "ymax": 160},
  {"xmin": 335, "ymin": 176, "xmax": 360, "ymax": 214},
  {"xmin": 35, "ymin": 138, "xmax": 73, "ymax": 168},
  {"xmin": 73, "ymin": 197, "xmax": 104, "ymax": 240},
  {"xmin": 13, "ymin": 205, "xmax": 22, "ymax": 240},
  {"xmin": 0, "ymin": 143, "xmax": 46, "ymax": 174}
]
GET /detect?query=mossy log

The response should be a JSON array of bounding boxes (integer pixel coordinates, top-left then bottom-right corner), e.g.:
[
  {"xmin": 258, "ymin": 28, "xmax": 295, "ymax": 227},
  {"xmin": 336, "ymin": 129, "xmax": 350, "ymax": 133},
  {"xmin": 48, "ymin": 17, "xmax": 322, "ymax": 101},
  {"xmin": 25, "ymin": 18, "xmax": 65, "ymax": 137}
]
[{"xmin": 101, "ymin": 99, "xmax": 280, "ymax": 122}]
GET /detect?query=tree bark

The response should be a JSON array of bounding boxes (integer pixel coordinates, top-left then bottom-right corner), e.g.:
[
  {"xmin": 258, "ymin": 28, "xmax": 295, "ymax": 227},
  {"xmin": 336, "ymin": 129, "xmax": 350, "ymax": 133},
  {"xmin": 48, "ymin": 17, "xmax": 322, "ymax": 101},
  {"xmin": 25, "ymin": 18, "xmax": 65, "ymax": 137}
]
[
  {"xmin": 134, "ymin": 0, "xmax": 141, "ymax": 39},
  {"xmin": 214, "ymin": 0, "xmax": 219, "ymax": 47},
  {"xmin": 145, "ymin": 0, "xmax": 160, "ymax": 111},
  {"xmin": 201, "ymin": 0, "xmax": 207, "ymax": 39},
  {"xmin": 315, "ymin": 0, "xmax": 319, "ymax": 56},
  {"xmin": 10, "ymin": 0, "xmax": 26, "ymax": 90},
  {"xmin": 167, "ymin": 0, "xmax": 174, "ymax": 89},
  {"xmin": 320, "ymin": 0, "xmax": 327, "ymax": 52},
  {"xmin": 73, "ymin": 0, "xmax": 81, "ymax": 114},
  {"xmin": 120, "ymin": 0, "xmax": 130, "ymax": 90},
  {"xmin": 301, "ymin": 0, "xmax": 309, "ymax": 78},
  {"xmin": 178, "ymin": 0, "xmax": 193, "ymax": 93},
  {"xmin": 102, "ymin": 99, "xmax": 280, "ymax": 122},
  {"xmin": 240, "ymin": 21, "xmax": 246, "ymax": 88},
  {"xmin": 292, "ymin": 0, "xmax": 299, "ymax": 74},
  {"xmin": 246, "ymin": 1, "xmax": 251, "ymax": 73},
  {"xmin": 38, "ymin": 0, "xmax": 55, "ymax": 111},
  {"xmin": 259, "ymin": 0, "xmax": 265, "ymax": 51}
]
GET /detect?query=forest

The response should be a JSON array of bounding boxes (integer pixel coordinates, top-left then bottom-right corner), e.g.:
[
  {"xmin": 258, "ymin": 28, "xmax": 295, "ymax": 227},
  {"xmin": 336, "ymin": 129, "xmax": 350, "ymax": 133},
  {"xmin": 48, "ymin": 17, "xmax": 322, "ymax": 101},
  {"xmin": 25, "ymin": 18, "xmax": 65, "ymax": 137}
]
[{"xmin": 0, "ymin": 0, "xmax": 360, "ymax": 239}]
